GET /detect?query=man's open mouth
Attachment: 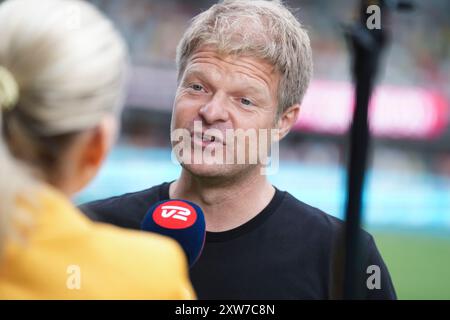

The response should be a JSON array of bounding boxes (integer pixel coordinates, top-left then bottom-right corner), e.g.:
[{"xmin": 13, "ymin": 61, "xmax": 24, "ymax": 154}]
[{"xmin": 192, "ymin": 132, "xmax": 225, "ymax": 145}]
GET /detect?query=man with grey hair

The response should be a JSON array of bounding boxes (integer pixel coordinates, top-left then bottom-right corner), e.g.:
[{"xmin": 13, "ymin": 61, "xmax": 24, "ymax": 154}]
[{"xmin": 81, "ymin": 0, "xmax": 396, "ymax": 299}]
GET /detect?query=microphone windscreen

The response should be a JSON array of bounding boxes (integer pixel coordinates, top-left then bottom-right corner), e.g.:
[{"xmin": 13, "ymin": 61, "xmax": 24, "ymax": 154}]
[{"xmin": 141, "ymin": 199, "xmax": 206, "ymax": 267}]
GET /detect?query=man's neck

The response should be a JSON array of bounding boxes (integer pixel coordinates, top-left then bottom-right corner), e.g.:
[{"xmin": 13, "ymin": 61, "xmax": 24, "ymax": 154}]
[{"xmin": 169, "ymin": 168, "xmax": 275, "ymax": 232}]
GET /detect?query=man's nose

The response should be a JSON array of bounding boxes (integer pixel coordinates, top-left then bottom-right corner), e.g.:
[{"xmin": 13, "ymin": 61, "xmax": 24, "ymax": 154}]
[{"xmin": 198, "ymin": 92, "xmax": 230, "ymax": 124}]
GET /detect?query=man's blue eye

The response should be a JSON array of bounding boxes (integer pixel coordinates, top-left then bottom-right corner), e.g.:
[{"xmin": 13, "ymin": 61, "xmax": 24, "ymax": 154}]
[
  {"xmin": 241, "ymin": 98, "xmax": 252, "ymax": 106},
  {"xmin": 191, "ymin": 84, "xmax": 203, "ymax": 91}
]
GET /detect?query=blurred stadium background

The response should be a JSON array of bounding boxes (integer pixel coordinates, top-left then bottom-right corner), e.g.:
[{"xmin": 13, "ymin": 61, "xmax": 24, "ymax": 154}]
[{"xmin": 52, "ymin": 0, "xmax": 449, "ymax": 299}]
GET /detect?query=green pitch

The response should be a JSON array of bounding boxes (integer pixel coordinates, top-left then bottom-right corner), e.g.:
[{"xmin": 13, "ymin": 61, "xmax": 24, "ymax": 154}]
[{"xmin": 370, "ymin": 227, "xmax": 450, "ymax": 300}]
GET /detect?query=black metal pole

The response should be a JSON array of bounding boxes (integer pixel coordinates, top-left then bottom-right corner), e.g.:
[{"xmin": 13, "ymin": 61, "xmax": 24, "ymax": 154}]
[
  {"xmin": 340, "ymin": 0, "xmax": 414, "ymax": 299},
  {"xmin": 342, "ymin": 0, "xmax": 391, "ymax": 299}
]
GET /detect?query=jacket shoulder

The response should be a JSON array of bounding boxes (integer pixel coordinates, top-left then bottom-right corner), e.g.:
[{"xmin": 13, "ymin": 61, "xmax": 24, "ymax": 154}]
[{"xmin": 84, "ymin": 222, "xmax": 195, "ymax": 299}]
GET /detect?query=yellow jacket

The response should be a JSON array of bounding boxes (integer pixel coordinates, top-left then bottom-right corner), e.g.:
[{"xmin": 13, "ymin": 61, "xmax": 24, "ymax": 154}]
[{"xmin": 0, "ymin": 185, "xmax": 196, "ymax": 299}]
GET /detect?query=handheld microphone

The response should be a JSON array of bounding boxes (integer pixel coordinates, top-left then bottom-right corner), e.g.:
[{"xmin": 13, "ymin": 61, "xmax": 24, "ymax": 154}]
[{"xmin": 141, "ymin": 199, "xmax": 206, "ymax": 268}]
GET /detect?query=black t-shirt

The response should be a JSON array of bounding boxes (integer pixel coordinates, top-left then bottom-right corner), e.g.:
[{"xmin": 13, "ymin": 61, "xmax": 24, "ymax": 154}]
[{"xmin": 80, "ymin": 182, "xmax": 397, "ymax": 299}]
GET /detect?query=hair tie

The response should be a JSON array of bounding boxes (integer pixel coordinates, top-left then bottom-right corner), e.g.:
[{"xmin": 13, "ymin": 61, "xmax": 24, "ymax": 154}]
[{"xmin": 0, "ymin": 65, "xmax": 19, "ymax": 111}]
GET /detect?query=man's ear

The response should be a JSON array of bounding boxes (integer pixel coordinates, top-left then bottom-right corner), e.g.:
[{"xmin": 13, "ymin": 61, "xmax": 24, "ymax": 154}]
[{"xmin": 275, "ymin": 104, "xmax": 300, "ymax": 141}]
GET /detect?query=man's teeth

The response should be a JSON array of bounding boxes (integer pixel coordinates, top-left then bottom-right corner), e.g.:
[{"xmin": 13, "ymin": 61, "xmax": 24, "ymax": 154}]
[{"xmin": 202, "ymin": 135, "xmax": 215, "ymax": 142}]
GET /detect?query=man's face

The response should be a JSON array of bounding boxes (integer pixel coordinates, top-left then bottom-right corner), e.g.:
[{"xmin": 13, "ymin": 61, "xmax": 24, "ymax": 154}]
[{"xmin": 171, "ymin": 46, "xmax": 280, "ymax": 178}]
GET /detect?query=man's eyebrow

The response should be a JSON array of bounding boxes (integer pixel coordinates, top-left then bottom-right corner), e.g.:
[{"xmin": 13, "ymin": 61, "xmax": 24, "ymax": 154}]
[
  {"xmin": 182, "ymin": 68, "xmax": 210, "ymax": 81},
  {"xmin": 233, "ymin": 77, "xmax": 270, "ymax": 98},
  {"xmin": 233, "ymin": 71, "xmax": 271, "ymax": 93},
  {"xmin": 236, "ymin": 84, "xmax": 264, "ymax": 94}
]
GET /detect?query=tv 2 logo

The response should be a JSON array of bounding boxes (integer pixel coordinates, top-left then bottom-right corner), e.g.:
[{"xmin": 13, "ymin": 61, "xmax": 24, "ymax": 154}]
[{"xmin": 161, "ymin": 205, "xmax": 192, "ymax": 222}]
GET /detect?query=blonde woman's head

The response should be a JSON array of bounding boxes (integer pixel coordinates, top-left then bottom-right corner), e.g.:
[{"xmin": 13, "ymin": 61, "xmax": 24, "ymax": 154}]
[
  {"xmin": 0, "ymin": 0, "xmax": 128, "ymax": 254},
  {"xmin": 0, "ymin": 0, "xmax": 128, "ymax": 193}
]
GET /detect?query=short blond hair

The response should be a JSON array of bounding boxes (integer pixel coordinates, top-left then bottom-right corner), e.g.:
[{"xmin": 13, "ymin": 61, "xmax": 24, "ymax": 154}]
[{"xmin": 176, "ymin": 0, "xmax": 313, "ymax": 115}]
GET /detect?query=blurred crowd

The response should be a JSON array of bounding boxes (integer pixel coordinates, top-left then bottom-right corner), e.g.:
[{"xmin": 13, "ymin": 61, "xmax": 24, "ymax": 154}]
[{"xmin": 91, "ymin": 0, "xmax": 450, "ymax": 91}]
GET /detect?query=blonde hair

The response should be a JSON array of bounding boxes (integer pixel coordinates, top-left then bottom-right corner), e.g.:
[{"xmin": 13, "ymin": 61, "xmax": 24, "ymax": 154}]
[
  {"xmin": 0, "ymin": 0, "xmax": 128, "ymax": 256},
  {"xmin": 176, "ymin": 0, "xmax": 313, "ymax": 116}
]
